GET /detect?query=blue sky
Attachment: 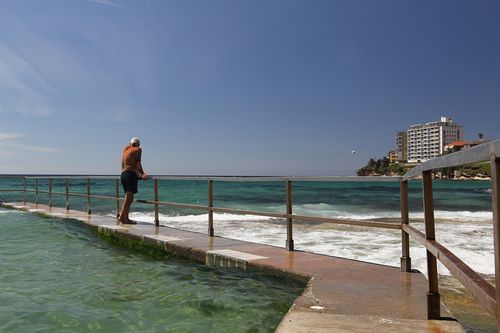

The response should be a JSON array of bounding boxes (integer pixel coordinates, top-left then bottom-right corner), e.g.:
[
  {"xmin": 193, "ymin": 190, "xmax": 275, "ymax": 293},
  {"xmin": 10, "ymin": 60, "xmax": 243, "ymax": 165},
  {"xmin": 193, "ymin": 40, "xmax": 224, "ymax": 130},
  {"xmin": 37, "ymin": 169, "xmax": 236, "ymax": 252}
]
[{"xmin": 0, "ymin": 0, "xmax": 499, "ymax": 175}]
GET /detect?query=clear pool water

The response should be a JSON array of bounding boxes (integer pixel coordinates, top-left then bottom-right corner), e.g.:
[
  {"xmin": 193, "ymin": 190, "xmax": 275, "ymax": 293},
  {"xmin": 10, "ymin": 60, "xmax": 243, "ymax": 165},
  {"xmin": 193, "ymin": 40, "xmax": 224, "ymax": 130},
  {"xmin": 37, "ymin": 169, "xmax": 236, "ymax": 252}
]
[{"xmin": 0, "ymin": 208, "xmax": 304, "ymax": 333}]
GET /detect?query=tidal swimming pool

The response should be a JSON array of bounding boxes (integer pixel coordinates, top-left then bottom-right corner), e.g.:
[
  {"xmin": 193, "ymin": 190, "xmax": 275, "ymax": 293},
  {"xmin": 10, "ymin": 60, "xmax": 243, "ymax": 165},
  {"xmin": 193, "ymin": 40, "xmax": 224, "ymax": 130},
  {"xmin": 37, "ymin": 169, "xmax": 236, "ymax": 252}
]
[{"xmin": 0, "ymin": 208, "xmax": 304, "ymax": 333}]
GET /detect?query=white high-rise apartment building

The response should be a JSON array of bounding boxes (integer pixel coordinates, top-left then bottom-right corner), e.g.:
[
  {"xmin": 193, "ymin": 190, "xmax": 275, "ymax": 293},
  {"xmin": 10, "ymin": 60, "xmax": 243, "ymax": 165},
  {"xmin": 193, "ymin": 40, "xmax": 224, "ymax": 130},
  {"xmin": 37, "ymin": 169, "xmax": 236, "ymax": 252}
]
[{"xmin": 407, "ymin": 116, "xmax": 463, "ymax": 163}]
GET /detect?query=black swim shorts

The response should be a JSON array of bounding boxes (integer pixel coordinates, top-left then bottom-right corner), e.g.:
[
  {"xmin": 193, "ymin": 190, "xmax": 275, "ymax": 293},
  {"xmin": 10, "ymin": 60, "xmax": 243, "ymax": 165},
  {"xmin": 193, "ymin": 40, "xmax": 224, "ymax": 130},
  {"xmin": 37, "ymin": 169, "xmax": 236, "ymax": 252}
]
[{"xmin": 121, "ymin": 170, "xmax": 139, "ymax": 194}]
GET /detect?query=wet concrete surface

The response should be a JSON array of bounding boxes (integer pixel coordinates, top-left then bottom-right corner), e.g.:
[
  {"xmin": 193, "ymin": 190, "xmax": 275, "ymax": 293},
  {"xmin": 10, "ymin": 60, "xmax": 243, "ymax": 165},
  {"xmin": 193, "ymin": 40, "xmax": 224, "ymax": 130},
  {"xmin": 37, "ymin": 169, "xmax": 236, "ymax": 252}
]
[{"xmin": 1, "ymin": 202, "xmax": 465, "ymax": 333}]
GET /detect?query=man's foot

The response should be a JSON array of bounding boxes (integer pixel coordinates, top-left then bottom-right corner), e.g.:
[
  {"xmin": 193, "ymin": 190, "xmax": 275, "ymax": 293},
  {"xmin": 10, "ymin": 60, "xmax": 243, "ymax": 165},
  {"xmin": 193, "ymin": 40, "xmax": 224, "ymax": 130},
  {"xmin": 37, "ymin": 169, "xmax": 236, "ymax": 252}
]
[
  {"xmin": 121, "ymin": 219, "xmax": 137, "ymax": 225},
  {"xmin": 117, "ymin": 216, "xmax": 137, "ymax": 225}
]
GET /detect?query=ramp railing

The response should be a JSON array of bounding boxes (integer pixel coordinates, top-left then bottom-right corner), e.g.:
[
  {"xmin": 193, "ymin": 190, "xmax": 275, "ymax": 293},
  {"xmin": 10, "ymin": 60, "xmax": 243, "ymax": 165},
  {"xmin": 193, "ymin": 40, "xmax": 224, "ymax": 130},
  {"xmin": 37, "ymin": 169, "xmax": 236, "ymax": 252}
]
[
  {"xmin": 0, "ymin": 175, "xmax": 400, "ymax": 254},
  {"xmin": 400, "ymin": 139, "xmax": 500, "ymax": 329}
]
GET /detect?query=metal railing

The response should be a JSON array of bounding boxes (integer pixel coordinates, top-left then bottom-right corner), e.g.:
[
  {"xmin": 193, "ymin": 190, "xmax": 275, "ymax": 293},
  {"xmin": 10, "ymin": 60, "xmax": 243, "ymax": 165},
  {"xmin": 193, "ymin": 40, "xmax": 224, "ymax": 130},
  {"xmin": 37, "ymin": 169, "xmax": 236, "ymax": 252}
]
[
  {"xmin": 0, "ymin": 175, "xmax": 401, "ymax": 254},
  {"xmin": 400, "ymin": 139, "xmax": 500, "ymax": 329}
]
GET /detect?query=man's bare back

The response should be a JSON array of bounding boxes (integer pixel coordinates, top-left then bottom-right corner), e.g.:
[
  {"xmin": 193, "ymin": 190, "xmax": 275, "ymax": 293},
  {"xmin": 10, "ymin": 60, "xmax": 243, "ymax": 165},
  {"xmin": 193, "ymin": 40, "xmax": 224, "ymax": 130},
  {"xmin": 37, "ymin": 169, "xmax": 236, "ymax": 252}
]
[{"xmin": 121, "ymin": 145, "xmax": 143, "ymax": 174}]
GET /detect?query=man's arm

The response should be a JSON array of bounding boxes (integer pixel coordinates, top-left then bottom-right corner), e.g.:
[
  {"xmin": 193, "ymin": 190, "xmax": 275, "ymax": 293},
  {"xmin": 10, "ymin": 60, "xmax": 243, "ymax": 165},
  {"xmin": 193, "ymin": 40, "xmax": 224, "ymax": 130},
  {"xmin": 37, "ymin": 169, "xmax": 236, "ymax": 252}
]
[
  {"xmin": 137, "ymin": 162, "xmax": 150, "ymax": 180},
  {"xmin": 135, "ymin": 148, "xmax": 149, "ymax": 180},
  {"xmin": 120, "ymin": 147, "xmax": 126, "ymax": 171}
]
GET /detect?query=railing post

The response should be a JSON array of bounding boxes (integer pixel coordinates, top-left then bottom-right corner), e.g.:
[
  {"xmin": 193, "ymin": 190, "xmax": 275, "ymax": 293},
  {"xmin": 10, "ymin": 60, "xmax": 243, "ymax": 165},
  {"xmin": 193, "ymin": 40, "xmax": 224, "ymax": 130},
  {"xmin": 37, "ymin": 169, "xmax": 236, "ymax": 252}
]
[
  {"xmin": 208, "ymin": 179, "xmax": 214, "ymax": 236},
  {"xmin": 400, "ymin": 180, "xmax": 411, "ymax": 272},
  {"xmin": 87, "ymin": 177, "xmax": 91, "ymax": 215},
  {"xmin": 48, "ymin": 177, "xmax": 52, "ymax": 207},
  {"xmin": 490, "ymin": 155, "xmax": 500, "ymax": 332},
  {"xmin": 286, "ymin": 180, "xmax": 294, "ymax": 251},
  {"xmin": 65, "ymin": 177, "xmax": 70, "ymax": 210},
  {"xmin": 23, "ymin": 177, "xmax": 26, "ymax": 205},
  {"xmin": 115, "ymin": 179, "xmax": 120, "ymax": 218},
  {"xmin": 35, "ymin": 178, "xmax": 39, "ymax": 205},
  {"xmin": 154, "ymin": 178, "xmax": 159, "ymax": 227},
  {"xmin": 422, "ymin": 171, "xmax": 440, "ymax": 319}
]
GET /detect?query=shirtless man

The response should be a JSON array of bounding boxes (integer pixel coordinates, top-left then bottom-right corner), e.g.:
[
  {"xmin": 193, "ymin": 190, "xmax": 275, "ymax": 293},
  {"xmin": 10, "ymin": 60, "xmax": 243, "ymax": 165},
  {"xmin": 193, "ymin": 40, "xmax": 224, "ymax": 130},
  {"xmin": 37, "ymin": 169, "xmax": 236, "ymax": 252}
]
[{"xmin": 118, "ymin": 137, "xmax": 150, "ymax": 224}]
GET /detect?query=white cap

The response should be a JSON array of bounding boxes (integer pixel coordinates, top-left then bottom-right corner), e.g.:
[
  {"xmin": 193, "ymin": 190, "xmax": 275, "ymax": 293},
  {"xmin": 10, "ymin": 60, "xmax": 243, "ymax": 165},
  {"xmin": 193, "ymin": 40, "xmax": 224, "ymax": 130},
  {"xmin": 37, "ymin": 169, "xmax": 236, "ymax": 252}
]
[{"xmin": 130, "ymin": 137, "xmax": 140, "ymax": 146}]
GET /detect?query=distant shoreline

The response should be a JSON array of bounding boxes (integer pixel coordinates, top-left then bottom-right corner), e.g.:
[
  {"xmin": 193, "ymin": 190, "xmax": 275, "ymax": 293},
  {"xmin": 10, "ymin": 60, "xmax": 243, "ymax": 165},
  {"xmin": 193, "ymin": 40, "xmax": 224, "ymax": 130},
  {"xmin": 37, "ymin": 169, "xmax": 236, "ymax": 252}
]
[
  {"xmin": 451, "ymin": 176, "xmax": 491, "ymax": 181},
  {"xmin": 357, "ymin": 174, "xmax": 491, "ymax": 181}
]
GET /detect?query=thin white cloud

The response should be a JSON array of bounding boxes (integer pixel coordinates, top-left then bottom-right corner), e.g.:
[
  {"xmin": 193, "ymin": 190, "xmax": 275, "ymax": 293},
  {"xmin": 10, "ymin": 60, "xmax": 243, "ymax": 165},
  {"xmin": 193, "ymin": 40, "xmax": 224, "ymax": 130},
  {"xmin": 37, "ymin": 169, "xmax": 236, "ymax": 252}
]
[
  {"xmin": 86, "ymin": 0, "xmax": 125, "ymax": 9},
  {"xmin": 0, "ymin": 41, "xmax": 55, "ymax": 117},
  {"xmin": 8, "ymin": 143, "xmax": 66, "ymax": 153},
  {"xmin": 0, "ymin": 132, "xmax": 25, "ymax": 141},
  {"xmin": 0, "ymin": 132, "xmax": 65, "ymax": 153},
  {"xmin": 0, "ymin": 41, "xmax": 55, "ymax": 93}
]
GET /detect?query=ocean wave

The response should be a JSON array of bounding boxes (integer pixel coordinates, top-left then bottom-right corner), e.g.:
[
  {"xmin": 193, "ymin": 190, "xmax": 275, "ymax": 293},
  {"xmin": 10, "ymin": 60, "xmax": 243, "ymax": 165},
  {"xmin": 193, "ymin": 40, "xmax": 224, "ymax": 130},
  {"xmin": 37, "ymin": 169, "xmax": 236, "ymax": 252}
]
[
  {"xmin": 119, "ymin": 205, "xmax": 493, "ymax": 223},
  {"xmin": 291, "ymin": 203, "xmax": 492, "ymax": 222},
  {"xmin": 0, "ymin": 209, "xmax": 23, "ymax": 215},
  {"xmin": 113, "ymin": 212, "xmax": 273, "ymax": 223},
  {"xmin": 432, "ymin": 210, "xmax": 492, "ymax": 221},
  {"xmin": 474, "ymin": 188, "xmax": 492, "ymax": 194}
]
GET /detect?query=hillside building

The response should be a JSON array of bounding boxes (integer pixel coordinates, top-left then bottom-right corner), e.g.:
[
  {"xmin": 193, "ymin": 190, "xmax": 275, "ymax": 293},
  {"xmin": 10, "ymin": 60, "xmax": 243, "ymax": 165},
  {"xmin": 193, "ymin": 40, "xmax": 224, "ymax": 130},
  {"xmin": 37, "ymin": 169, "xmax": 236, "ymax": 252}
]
[
  {"xmin": 395, "ymin": 131, "xmax": 407, "ymax": 162},
  {"xmin": 388, "ymin": 150, "xmax": 398, "ymax": 163},
  {"xmin": 444, "ymin": 140, "xmax": 485, "ymax": 153},
  {"xmin": 406, "ymin": 116, "xmax": 463, "ymax": 163}
]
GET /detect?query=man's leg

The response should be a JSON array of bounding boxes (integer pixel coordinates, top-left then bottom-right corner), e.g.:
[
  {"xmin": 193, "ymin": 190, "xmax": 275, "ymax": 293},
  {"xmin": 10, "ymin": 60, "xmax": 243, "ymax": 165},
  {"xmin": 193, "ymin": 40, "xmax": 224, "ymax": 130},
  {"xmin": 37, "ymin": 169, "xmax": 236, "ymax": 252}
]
[{"xmin": 118, "ymin": 191, "xmax": 135, "ymax": 223}]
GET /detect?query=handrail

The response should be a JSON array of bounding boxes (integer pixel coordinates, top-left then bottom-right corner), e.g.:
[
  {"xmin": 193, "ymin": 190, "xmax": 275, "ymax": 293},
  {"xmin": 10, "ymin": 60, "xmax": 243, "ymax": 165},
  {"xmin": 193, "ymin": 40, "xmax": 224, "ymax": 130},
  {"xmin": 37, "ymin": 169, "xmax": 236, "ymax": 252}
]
[
  {"xmin": 403, "ymin": 138, "xmax": 500, "ymax": 181},
  {"xmin": 0, "ymin": 180, "xmax": 400, "ymax": 231},
  {"xmin": 3, "ymin": 184, "xmax": 403, "ymax": 232},
  {"xmin": 17, "ymin": 175, "xmax": 401, "ymax": 182},
  {"xmin": 403, "ymin": 224, "xmax": 496, "ymax": 315},
  {"xmin": 0, "ymin": 176, "xmax": 400, "ymax": 246},
  {"xmin": 400, "ymin": 138, "xmax": 500, "ymax": 328}
]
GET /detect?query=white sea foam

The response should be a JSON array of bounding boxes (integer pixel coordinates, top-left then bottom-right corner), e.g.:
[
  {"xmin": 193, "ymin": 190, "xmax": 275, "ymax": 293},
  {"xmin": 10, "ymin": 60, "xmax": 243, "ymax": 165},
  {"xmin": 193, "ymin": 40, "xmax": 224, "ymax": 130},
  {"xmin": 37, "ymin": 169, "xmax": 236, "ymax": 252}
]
[
  {"xmin": 0, "ymin": 209, "xmax": 23, "ymax": 214},
  {"xmin": 278, "ymin": 202, "xmax": 493, "ymax": 222},
  {"xmin": 126, "ymin": 212, "xmax": 272, "ymax": 223},
  {"xmin": 121, "ymin": 209, "xmax": 494, "ymax": 276},
  {"xmin": 432, "ymin": 210, "xmax": 492, "ymax": 222}
]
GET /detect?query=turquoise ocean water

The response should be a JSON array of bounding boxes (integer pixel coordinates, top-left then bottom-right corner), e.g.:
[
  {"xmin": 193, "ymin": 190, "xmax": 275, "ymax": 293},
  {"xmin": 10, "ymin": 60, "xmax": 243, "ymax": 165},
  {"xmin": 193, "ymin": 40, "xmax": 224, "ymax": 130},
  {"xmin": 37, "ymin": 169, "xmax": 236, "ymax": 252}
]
[
  {"xmin": 0, "ymin": 208, "xmax": 303, "ymax": 332},
  {"xmin": 0, "ymin": 177, "xmax": 496, "ymax": 332}
]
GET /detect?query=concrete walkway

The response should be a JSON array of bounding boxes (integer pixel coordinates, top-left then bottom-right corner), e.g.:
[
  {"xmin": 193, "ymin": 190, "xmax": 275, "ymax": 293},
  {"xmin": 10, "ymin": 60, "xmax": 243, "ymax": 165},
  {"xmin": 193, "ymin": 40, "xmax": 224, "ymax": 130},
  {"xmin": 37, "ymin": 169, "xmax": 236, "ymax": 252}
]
[{"xmin": 1, "ymin": 202, "xmax": 464, "ymax": 333}]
